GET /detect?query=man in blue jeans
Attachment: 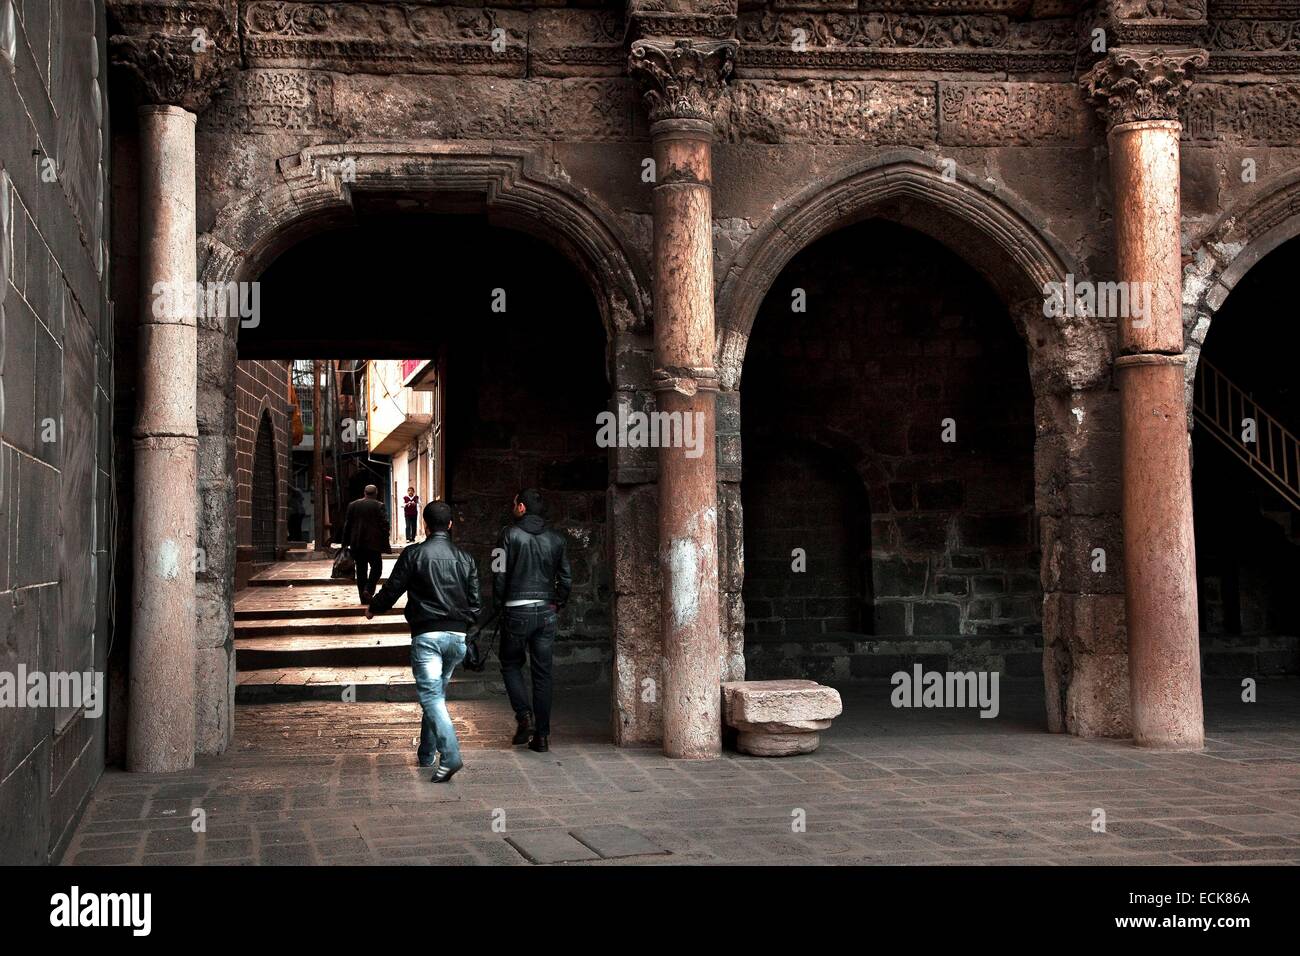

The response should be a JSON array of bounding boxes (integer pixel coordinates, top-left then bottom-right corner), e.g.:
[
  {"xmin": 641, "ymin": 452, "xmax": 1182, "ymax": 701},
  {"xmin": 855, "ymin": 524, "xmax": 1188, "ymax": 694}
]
[{"xmin": 368, "ymin": 500, "xmax": 480, "ymax": 782}]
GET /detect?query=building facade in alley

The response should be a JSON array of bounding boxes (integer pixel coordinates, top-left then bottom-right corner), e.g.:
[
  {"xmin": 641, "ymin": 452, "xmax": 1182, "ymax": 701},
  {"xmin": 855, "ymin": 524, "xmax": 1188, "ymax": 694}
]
[{"xmin": 4, "ymin": 0, "xmax": 1300, "ymax": 861}]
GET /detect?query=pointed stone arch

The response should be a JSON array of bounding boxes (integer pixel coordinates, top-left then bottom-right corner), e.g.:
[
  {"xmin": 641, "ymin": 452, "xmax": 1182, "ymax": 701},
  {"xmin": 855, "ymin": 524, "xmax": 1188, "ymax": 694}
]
[
  {"xmin": 714, "ymin": 150, "xmax": 1128, "ymax": 739},
  {"xmin": 716, "ymin": 150, "xmax": 1108, "ymax": 394}
]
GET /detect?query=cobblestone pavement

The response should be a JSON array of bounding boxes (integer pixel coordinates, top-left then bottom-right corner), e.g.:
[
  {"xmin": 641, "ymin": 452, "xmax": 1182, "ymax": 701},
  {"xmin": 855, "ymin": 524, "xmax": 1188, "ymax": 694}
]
[{"xmin": 63, "ymin": 680, "xmax": 1300, "ymax": 865}]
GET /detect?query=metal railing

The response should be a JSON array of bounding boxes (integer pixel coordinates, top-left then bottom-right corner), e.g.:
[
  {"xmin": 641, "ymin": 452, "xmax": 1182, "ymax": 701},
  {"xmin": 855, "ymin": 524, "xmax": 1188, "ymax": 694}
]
[{"xmin": 1193, "ymin": 358, "xmax": 1300, "ymax": 512}]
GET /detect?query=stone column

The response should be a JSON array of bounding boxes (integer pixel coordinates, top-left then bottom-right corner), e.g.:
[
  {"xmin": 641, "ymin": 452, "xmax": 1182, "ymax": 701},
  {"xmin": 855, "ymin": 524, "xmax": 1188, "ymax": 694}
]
[
  {"xmin": 630, "ymin": 38, "xmax": 736, "ymax": 758},
  {"xmin": 1084, "ymin": 48, "xmax": 1208, "ymax": 751},
  {"xmin": 129, "ymin": 105, "xmax": 199, "ymax": 772},
  {"xmin": 110, "ymin": 0, "xmax": 238, "ymax": 771}
]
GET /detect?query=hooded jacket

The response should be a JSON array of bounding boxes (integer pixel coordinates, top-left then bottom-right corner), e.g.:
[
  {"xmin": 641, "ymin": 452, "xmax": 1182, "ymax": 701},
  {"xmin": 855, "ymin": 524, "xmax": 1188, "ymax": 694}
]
[{"xmin": 493, "ymin": 513, "xmax": 572, "ymax": 609}]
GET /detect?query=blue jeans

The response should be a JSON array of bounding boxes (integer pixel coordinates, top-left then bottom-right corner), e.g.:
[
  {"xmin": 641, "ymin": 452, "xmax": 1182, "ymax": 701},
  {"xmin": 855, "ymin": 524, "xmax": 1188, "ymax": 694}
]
[{"xmin": 412, "ymin": 631, "xmax": 466, "ymax": 768}]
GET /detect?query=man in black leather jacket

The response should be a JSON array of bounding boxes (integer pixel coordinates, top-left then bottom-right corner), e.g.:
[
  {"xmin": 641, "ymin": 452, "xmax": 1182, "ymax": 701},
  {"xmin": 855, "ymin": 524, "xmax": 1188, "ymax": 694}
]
[
  {"xmin": 494, "ymin": 488, "xmax": 572, "ymax": 752},
  {"xmin": 368, "ymin": 501, "xmax": 480, "ymax": 782}
]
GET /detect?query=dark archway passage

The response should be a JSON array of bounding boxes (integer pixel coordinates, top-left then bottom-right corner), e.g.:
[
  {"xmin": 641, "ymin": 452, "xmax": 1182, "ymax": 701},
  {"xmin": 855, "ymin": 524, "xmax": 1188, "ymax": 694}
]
[
  {"xmin": 1192, "ymin": 238, "xmax": 1300, "ymax": 675},
  {"xmin": 741, "ymin": 220, "xmax": 1041, "ymax": 683},
  {"xmin": 232, "ymin": 211, "xmax": 613, "ymax": 711},
  {"xmin": 250, "ymin": 412, "xmax": 278, "ymax": 563}
]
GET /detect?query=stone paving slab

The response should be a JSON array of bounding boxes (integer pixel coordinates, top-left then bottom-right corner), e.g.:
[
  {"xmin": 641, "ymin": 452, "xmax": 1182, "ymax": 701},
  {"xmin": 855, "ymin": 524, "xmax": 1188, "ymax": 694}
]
[
  {"xmin": 61, "ymin": 681, "xmax": 1300, "ymax": 866},
  {"xmin": 506, "ymin": 829, "xmax": 602, "ymax": 864},
  {"xmin": 571, "ymin": 824, "xmax": 670, "ymax": 859}
]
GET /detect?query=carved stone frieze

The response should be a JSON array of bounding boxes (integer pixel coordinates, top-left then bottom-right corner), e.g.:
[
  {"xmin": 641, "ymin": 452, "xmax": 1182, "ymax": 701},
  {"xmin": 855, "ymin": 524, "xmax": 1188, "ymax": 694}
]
[
  {"xmin": 627, "ymin": 0, "xmax": 738, "ymax": 42},
  {"xmin": 1099, "ymin": 0, "xmax": 1207, "ymax": 47},
  {"xmin": 766, "ymin": 1, "xmax": 1034, "ymax": 10},
  {"xmin": 203, "ymin": 69, "xmax": 338, "ymax": 133},
  {"xmin": 1110, "ymin": 0, "xmax": 1206, "ymax": 20},
  {"xmin": 531, "ymin": 10, "xmax": 626, "ymax": 77},
  {"xmin": 1081, "ymin": 47, "xmax": 1208, "ymax": 127},
  {"xmin": 108, "ymin": 0, "xmax": 239, "ymax": 112},
  {"xmin": 1182, "ymin": 82, "xmax": 1300, "ymax": 144},
  {"xmin": 939, "ymin": 82, "xmax": 1092, "ymax": 144},
  {"xmin": 629, "ymin": 37, "xmax": 738, "ymax": 123},
  {"xmin": 1211, "ymin": 2, "xmax": 1300, "ymax": 16},
  {"xmin": 717, "ymin": 78, "xmax": 935, "ymax": 142},
  {"xmin": 1209, "ymin": 18, "xmax": 1300, "ymax": 53},
  {"xmin": 341, "ymin": 76, "xmax": 641, "ymax": 141},
  {"xmin": 734, "ymin": 10, "xmax": 1076, "ymax": 73},
  {"xmin": 242, "ymin": 2, "xmax": 529, "ymax": 74}
]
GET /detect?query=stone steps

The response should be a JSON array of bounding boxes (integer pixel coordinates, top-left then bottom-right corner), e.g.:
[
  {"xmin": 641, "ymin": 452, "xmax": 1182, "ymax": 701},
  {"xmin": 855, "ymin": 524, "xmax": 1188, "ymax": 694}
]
[
  {"xmin": 233, "ymin": 558, "xmax": 610, "ymax": 704},
  {"xmin": 234, "ymin": 665, "xmax": 503, "ymax": 703},
  {"xmin": 235, "ymin": 633, "xmax": 412, "ymax": 669},
  {"xmin": 235, "ymin": 616, "xmax": 409, "ymax": 637}
]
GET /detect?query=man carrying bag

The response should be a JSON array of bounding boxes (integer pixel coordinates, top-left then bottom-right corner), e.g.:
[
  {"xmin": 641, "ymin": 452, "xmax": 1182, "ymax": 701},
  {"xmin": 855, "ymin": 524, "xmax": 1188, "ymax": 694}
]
[
  {"xmin": 367, "ymin": 501, "xmax": 480, "ymax": 783},
  {"xmin": 341, "ymin": 484, "xmax": 389, "ymax": 604}
]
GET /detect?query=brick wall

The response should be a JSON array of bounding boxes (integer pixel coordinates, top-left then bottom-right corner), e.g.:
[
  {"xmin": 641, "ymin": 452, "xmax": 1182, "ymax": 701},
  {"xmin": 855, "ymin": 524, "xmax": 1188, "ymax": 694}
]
[
  {"xmin": 234, "ymin": 359, "xmax": 290, "ymax": 565},
  {"xmin": 741, "ymin": 221, "xmax": 1041, "ymax": 681},
  {"xmin": 0, "ymin": 0, "xmax": 112, "ymax": 863}
]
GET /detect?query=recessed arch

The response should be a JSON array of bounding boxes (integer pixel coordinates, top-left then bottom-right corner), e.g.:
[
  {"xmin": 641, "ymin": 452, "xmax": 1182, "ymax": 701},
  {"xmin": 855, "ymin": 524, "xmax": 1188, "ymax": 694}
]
[
  {"xmin": 715, "ymin": 150, "xmax": 1107, "ymax": 394},
  {"xmin": 717, "ymin": 152, "xmax": 1127, "ymax": 738}
]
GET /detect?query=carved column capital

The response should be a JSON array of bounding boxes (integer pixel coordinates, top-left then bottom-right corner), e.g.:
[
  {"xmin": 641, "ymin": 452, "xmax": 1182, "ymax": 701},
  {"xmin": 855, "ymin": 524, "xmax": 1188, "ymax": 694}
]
[
  {"xmin": 628, "ymin": 37, "xmax": 737, "ymax": 125},
  {"xmin": 108, "ymin": 0, "xmax": 239, "ymax": 114},
  {"xmin": 1081, "ymin": 47, "xmax": 1208, "ymax": 129}
]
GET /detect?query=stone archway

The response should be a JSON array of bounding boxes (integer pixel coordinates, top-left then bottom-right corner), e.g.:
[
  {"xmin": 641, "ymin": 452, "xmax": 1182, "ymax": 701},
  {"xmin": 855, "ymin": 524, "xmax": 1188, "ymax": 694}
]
[
  {"xmin": 714, "ymin": 152, "xmax": 1124, "ymax": 738},
  {"xmin": 190, "ymin": 143, "xmax": 651, "ymax": 755}
]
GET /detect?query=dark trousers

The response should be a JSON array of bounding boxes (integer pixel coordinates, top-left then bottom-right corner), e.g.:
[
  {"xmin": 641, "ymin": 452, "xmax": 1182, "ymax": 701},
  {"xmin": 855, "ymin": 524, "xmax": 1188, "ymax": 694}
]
[
  {"xmin": 404, "ymin": 514, "xmax": 417, "ymax": 541},
  {"xmin": 353, "ymin": 548, "xmax": 382, "ymax": 602},
  {"xmin": 499, "ymin": 604, "xmax": 557, "ymax": 735}
]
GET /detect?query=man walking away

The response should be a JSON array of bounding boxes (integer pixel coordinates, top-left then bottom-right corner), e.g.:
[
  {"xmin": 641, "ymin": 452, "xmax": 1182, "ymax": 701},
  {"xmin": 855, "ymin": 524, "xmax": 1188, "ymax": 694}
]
[
  {"xmin": 403, "ymin": 486, "xmax": 420, "ymax": 543},
  {"xmin": 342, "ymin": 484, "xmax": 389, "ymax": 605},
  {"xmin": 368, "ymin": 501, "xmax": 480, "ymax": 782},
  {"xmin": 494, "ymin": 488, "xmax": 572, "ymax": 753}
]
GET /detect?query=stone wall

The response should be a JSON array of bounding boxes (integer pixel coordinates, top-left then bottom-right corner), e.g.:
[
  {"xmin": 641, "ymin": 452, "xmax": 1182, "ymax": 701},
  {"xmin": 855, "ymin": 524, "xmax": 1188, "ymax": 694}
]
[
  {"xmin": 0, "ymin": 0, "xmax": 111, "ymax": 864},
  {"xmin": 113, "ymin": 0, "xmax": 1300, "ymax": 750},
  {"xmin": 233, "ymin": 359, "xmax": 290, "ymax": 584},
  {"xmin": 740, "ymin": 221, "xmax": 1041, "ymax": 682}
]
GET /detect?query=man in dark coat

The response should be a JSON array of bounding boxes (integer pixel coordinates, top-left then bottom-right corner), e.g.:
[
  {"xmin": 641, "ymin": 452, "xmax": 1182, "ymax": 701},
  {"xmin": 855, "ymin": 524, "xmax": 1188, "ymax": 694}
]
[
  {"xmin": 341, "ymin": 484, "xmax": 389, "ymax": 604},
  {"xmin": 493, "ymin": 488, "xmax": 572, "ymax": 753}
]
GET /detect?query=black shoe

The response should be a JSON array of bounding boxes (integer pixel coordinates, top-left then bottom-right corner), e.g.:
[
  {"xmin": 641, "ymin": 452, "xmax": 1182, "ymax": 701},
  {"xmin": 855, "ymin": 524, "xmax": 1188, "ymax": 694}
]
[
  {"xmin": 528, "ymin": 735, "xmax": 549, "ymax": 753},
  {"xmin": 431, "ymin": 763, "xmax": 462, "ymax": 783},
  {"xmin": 512, "ymin": 711, "xmax": 534, "ymax": 746}
]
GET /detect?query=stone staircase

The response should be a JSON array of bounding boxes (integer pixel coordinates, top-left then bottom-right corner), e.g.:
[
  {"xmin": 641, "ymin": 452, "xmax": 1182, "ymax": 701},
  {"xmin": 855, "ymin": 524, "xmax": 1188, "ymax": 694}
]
[{"xmin": 234, "ymin": 559, "xmax": 503, "ymax": 703}]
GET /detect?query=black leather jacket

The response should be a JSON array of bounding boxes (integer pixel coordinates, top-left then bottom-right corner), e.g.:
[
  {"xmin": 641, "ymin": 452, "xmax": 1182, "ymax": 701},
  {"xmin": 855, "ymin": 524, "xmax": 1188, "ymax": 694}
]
[
  {"xmin": 493, "ymin": 514, "xmax": 572, "ymax": 609},
  {"xmin": 369, "ymin": 531, "xmax": 482, "ymax": 636}
]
